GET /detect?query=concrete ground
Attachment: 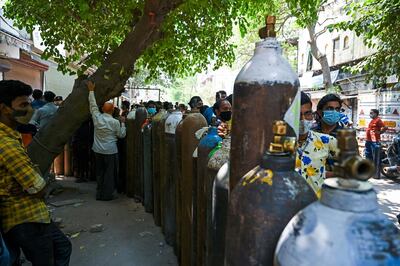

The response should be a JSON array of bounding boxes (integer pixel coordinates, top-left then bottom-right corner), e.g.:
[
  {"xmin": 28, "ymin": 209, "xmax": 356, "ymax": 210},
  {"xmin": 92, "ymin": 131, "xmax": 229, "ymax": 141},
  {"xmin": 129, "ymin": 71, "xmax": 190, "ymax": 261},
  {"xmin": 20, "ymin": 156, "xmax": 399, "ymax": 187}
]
[
  {"xmin": 27, "ymin": 176, "xmax": 398, "ymax": 266},
  {"xmin": 47, "ymin": 178, "xmax": 177, "ymax": 266},
  {"xmin": 370, "ymin": 177, "xmax": 400, "ymax": 229}
]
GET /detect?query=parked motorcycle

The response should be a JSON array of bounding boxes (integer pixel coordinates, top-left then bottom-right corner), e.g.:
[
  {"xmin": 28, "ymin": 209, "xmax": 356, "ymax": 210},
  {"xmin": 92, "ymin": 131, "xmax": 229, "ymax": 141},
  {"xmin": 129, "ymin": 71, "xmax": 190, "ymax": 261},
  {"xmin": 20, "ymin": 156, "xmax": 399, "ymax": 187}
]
[{"xmin": 380, "ymin": 143, "xmax": 400, "ymax": 179}]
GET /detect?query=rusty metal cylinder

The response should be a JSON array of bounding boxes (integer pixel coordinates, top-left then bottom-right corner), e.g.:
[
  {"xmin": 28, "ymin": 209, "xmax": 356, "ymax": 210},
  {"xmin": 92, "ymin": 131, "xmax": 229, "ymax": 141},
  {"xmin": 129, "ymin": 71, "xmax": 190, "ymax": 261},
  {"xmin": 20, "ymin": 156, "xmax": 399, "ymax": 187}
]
[
  {"xmin": 175, "ymin": 117, "xmax": 184, "ymax": 261},
  {"xmin": 229, "ymin": 16, "xmax": 300, "ymax": 191},
  {"xmin": 159, "ymin": 111, "xmax": 170, "ymax": 232},
  {"xmin": 143, "ymin": 122, "xmax": 153, "ymax": 213},
  {"xmin": 206, "ymin": 137, "xmax": 231, "ymax": 266},
  {"xmin": 274, "ymin": 129, "xmax": 400, "ymax": 266},
  {"xmin": 134, "ymin": 107, "xmax": 148, "ymax": 202},
  {"xmin": 225, "ymin": 121, "xmax": 317, "ymax": 266},
  {"xmin": 126, "ymin": 116, "xmax": 136, "ymax": 197},
  {"xmin": 196, "ymin": 126, "xmax": 222, "ymax": 266},
  {"xmin": 151, "ymin": 110, "xmax": 167, "ymax": 226},
  {"xmin": 64, "ymin": 143, "xmax": 71, "ymax": 176},
  {"xmin": 180, "ymin": 111, "xmax": 207, "ymax": 266},
  {"xmin": 54, "ymin": 151, "xmax": 64, "ymax": 175},
  {"xmin": 164, "ymin": 110, "xmax": 183, "ymax": 248}
]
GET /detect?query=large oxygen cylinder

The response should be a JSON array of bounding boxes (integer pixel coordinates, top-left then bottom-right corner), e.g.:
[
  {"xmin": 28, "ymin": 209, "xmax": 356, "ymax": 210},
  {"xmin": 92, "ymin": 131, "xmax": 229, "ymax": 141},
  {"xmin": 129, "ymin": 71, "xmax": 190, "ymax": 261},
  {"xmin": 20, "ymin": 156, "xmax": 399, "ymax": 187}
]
[
  {"xmin": 164, "ymin": 110, "xmax": 183, "ymax": 248},
  {"xmin": 175, "ymin": 116, "xmax": 185, "ymax": 261},
  {"xmin": 229, "ymin": 16, "xmax": 300, "ymax": 191},
  {"xmin": 134, "ymin": 107, "xmax": 147, "ymax": 202},
  {"xmin": 151, "ymin": 110, "xmax": 167, "ymax": 226},
  {"xmin": 64, "ymin": 143, "xmax": 71, "ymax": 176},
  {"xmin": 275, "ymin": 129, "xmax": 400, "ymax": 266},
  {"xmin": 180, "ymin": 111, "xmax": 207, "ymax": 266},
  {"xmin": 225, "ymin": 121, "xmax": 317, "ymax": 266},
  {"xmin": 54, "ymin": 151, "xmax": 64, "ymax": 175},
  {"xmin": 159, "ymin": 111, "xmax": 170, "ymax": 232},
  {"xmin": 206, "ymin": 137, "xmax": 231, "ymax": 266},
  {"xmin": 196, "ymin": 126, "xmax": 222, "ymax": 266},
  {"xmin": 126, "ymin": 116, "xmax": 136, "ymax": 197},
  {"xmin": 143, "ymin": 122, "xmax": 153, "ymax": 213}
]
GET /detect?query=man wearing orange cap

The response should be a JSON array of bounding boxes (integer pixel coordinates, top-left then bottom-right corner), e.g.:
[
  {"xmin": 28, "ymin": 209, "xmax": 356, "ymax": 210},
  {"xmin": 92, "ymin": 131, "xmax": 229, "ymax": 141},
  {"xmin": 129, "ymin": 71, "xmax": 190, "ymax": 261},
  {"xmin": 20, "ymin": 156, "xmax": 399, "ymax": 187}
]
[{"xmin": 88, "ymin": 81, "xmax": 126, "ymax": 200}]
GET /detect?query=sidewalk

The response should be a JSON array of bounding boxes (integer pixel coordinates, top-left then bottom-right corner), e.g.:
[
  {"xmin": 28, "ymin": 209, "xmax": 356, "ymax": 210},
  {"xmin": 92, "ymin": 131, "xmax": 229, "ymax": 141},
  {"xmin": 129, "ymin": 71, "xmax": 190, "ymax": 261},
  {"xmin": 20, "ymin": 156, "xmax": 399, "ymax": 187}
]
[{"xmin": 48, "ymin": 178, "xmax": 177, "ymax": 266}]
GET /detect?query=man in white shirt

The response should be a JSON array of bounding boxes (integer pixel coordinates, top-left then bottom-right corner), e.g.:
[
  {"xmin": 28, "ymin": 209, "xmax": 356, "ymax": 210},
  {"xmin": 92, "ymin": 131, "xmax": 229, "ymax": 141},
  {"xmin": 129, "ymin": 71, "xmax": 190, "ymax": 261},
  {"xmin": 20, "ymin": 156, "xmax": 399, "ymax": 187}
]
[{"xmin": 87, "ymin": 81, "xmax": 126, "ymax": 200}]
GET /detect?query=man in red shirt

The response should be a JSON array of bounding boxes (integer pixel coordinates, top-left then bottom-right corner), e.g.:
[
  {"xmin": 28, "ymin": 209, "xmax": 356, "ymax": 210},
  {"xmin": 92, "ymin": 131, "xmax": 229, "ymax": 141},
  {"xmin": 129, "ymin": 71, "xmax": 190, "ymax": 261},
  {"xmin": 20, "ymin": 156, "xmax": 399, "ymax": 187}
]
[{"xmin": 365, "ymin": 109, "xmax": 387, "ymax": 172}]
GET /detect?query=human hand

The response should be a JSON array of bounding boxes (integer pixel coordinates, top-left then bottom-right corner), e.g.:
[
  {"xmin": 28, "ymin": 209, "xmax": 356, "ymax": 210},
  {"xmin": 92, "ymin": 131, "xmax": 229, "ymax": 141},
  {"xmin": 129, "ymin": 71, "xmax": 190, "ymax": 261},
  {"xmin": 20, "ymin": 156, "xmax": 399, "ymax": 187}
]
[
  {"xmin": 87, "ymin": 80, "xmax": 95, "ymax": 91},
  {"xmin": 217, "ymin": 122, "xmax": 229, "ymax": 138}
]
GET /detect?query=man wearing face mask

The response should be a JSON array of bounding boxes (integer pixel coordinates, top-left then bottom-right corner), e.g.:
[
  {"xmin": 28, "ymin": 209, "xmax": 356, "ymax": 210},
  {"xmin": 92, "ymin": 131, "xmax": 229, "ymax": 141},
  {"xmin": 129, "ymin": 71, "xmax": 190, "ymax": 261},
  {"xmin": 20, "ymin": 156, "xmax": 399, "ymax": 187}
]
[
  {"xmin": 146, "ymin": 100, "xmax": 157, "ymax": 116},
  {"xmin": 313, "ymin": 93, "xmax": 345, "ymax": 138},
  {"xmin": 0, "ymin": 80, "xmax": 72, "ymax": 265},
  {"xmin": 296, "ymin": 92, "xmax": 339, "ymax": 197}
]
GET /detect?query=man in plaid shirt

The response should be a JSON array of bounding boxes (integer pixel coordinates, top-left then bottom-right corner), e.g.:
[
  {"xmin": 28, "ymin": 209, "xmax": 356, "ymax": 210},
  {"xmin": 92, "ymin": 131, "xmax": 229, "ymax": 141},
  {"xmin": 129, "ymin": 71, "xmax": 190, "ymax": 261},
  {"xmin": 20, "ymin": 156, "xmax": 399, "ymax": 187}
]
[{"xmin": 0, "ymin": 80, "xmax": 71, "ymax": 265}]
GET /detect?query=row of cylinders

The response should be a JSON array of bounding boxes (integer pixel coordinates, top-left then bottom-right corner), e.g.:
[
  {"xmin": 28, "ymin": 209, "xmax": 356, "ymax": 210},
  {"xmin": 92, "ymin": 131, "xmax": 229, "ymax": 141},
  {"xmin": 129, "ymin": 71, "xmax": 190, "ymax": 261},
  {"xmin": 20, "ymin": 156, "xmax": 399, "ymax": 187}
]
[
  {"xmin": 124, "ymin": 15, "xmax": 400, "ymax": 265},
  {"xmin": 125, "ymin": 107, "xmax": 230, "ymax": 266},
  {"xmin": 124, "ymin": 105, "xmax": 400, "ymax": 266}
]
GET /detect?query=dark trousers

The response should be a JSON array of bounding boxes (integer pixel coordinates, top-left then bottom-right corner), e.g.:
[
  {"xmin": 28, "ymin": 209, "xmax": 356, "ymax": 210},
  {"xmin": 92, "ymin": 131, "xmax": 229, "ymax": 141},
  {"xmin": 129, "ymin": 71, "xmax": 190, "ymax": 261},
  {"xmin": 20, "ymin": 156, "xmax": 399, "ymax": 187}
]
[
  {"xmin": 95, "ymin": 153, "xmax": 118, "ymax": 200},
  {"xmin": 365, "ymin": 141, "xmax": 381, "ymax": 178},
  {"xmin": 5, "ymin": 222, "xmax": 71, "ymax": 266}
]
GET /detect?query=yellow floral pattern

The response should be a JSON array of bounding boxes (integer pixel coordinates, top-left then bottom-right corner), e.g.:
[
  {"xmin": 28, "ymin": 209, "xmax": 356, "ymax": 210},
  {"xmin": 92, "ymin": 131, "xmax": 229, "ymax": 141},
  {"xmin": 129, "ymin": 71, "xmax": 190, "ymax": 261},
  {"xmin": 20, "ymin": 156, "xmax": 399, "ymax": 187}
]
[{"xmin": 296, "ymin": 131, "xmax": 338, "ymax": 197}]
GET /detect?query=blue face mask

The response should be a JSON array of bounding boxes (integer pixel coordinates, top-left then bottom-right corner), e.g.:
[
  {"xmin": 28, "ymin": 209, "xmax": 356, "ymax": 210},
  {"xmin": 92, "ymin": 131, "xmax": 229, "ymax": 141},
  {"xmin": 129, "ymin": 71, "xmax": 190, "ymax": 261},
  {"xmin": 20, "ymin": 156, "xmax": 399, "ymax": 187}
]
[
  {"xmin": 322, "ymin": 110, "xmax": 341, "ymax": 125},
  {"xmin": 147, "ymin": 107, "xmax": 157, "ymax": 115}
]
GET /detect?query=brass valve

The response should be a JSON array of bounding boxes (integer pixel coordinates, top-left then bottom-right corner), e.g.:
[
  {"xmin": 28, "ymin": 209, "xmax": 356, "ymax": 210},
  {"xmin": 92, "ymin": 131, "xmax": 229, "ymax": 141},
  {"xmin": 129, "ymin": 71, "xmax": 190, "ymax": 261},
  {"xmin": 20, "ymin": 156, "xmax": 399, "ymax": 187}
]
[
  {"xmin": 334, "ymin": 129, "xmax": 374, "ymax": 185},
  {"xmin": 259, "ymin": 15, "xmax": 276, "ymax": 39},
  {"xmin": 268, "ymin": 121, "xmax": 296, "ymax": 154}
]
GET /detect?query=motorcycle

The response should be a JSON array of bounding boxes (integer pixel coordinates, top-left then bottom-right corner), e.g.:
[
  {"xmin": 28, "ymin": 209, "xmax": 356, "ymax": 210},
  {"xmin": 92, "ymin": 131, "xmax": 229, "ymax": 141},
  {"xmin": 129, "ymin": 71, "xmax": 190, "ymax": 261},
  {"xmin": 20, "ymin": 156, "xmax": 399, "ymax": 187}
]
[{"xmin": 380, "ymin": 143, "xmax": 400, "ymax": 179}]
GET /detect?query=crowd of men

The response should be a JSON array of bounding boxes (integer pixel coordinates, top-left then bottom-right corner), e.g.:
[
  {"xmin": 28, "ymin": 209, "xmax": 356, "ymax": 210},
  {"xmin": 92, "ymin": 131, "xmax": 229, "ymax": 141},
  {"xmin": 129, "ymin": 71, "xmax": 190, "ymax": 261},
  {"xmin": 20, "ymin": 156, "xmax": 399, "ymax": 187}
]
[{"xmin": 0, "ymin": 79, "xmax": 395, "ymax": 265}]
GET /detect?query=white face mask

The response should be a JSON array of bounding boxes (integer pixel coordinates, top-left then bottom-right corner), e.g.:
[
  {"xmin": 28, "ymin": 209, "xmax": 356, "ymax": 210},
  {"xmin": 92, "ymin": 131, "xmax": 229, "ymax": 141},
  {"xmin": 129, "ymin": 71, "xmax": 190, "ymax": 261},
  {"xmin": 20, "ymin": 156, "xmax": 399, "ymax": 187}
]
[{"xmin": 299, "ymin": 119, "xmax": 314, "ymax": 135}]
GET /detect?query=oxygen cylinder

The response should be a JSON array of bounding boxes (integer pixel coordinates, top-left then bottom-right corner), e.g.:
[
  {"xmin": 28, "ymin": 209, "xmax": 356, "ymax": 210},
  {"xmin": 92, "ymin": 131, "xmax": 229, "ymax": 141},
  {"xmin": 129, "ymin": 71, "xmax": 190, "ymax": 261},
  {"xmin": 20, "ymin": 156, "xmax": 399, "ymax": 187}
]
[
  {"xmin": 175, "ymin": 115, "xmax": 186, "ymax": 260},
  {"xmin": 180, "ymin": 111, "xmax": 207, "ymax": 266},
  {"xmin": 196, "ymin": 126, "xmax": 222, "ymax": 265},
  {"xmin": 225, "ymin": 121, "xmax": 317, "ymax": 266},
  {"xmin": 159, "ymin": 111, "xmax": 170, "ymax": 232},
  {"xmin": 206, "ymin": 137, "xmax": 231, "ymax": 266},
  {"xmin": 164, "ymin": 110, "xmax": 183, "ymax": 248},
  {"xmin": 64, "ymin": 143, "xmax": 71, "ymax": 176},
  {"xmin": 54, "ymin": 151, "xmax": 64, "ymax": 176},
  {"xmin": 274, "ymin": 129, "xmax": 400, "ymax": 266},
  {"xmin": 151, "ymin": 109, "xmax": 167, "ymax": 226},
  {"xmin": 134, "ymin": 107, "xmax": 147, "ymax": 202},
  {"xmin": 143, "ymin": 121, "xmax": 153, "ymax": 213},
  {"xmin": 126, "ymin": 115, "xmax": 136, "ymax": 197},
  {"xmin": 229, "ymin": 16, "xmax": 300, "ymax": 191}
]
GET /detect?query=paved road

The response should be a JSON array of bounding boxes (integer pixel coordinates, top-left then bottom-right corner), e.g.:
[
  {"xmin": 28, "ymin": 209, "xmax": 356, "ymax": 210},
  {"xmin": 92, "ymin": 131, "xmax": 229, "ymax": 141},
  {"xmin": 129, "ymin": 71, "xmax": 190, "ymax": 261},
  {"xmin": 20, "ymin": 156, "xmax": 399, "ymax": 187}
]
[
  {"xmin": 49, "ymin": 179, "xmax": 177, "ymax": 266},
  {"xmin": 370, "ymin": 177, "xmax": 400, "ymax": 228}
]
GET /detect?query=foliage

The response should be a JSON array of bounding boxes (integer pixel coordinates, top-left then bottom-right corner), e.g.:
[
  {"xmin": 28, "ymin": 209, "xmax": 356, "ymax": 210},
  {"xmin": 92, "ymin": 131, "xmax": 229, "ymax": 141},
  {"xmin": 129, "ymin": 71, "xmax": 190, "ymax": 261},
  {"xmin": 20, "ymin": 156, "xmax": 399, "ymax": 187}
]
[
  {"xmin": 5, "ymin": 0, "xmax": 316, "ymax": 80},
  {"xmin": 336, "ymin": 0, "xmax": 400, "ymax": 84}
]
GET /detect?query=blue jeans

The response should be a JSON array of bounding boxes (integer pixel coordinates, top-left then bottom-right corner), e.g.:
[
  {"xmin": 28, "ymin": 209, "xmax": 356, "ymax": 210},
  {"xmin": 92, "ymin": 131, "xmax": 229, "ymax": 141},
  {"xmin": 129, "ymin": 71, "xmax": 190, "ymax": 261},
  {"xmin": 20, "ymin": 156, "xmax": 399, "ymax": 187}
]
[
  {"xmin": 365, "ymin": 141, "xmax": 381, "ymax": 178},
  {"xmin": 5, "ymin": 222, "xmax": 71, "ymax": 266}
]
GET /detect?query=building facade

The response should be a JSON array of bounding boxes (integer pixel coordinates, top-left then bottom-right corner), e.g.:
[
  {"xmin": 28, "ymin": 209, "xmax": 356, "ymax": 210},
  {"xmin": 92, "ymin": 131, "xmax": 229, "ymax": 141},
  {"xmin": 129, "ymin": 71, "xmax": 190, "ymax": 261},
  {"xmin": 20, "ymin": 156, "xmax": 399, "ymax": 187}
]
[{"xmin": 297, "ymin": 0, "xmax": 399, "ymax": 146}]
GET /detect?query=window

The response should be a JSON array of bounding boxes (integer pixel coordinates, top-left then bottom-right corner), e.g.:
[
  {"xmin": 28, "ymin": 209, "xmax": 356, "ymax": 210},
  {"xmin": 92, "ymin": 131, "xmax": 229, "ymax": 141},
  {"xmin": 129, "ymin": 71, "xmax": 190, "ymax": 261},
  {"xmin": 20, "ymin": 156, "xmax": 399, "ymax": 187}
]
[
  {"xmin": 343, "ymin": 36, "xmax": 350, "ymax": 49},
  {"xmin": 333, "ymin": 38, "xmax": 340, "ymax": 50},
  {"xmin": 333, "ymin": 38, "xmax": 340, "ymax": 64}
]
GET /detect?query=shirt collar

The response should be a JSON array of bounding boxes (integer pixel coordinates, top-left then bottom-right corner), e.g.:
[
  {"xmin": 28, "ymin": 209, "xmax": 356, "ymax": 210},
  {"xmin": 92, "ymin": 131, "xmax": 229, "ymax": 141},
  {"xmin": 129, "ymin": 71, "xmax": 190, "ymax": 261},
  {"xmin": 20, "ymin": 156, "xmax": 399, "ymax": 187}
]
[{"xmin": 0, "ymin": 121, "xmax": 21, "ymax": 140}]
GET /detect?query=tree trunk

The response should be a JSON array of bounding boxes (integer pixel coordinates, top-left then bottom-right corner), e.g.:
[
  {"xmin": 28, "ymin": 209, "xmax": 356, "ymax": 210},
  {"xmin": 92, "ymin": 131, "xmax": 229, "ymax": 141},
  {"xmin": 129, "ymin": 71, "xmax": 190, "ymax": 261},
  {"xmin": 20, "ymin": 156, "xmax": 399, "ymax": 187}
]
[
  {"xmin": 27, "ymin": 0, "xmax": 183, "ymax": 175},
  {"xmin": 307, "ymin": 23, "xmax": 333, "ymax": 91}
]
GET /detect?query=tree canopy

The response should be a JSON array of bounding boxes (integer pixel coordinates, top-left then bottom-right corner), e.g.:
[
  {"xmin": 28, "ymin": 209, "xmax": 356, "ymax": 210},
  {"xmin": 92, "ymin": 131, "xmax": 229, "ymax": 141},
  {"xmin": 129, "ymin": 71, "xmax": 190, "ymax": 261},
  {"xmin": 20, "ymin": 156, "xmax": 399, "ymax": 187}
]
[
  {"xmin": 5, "ymin": 0, "xmax": 318, "ymax": 80},
  {"xmin": 336, "ymin": 0, "xmax": 400, "ymax": 84}
]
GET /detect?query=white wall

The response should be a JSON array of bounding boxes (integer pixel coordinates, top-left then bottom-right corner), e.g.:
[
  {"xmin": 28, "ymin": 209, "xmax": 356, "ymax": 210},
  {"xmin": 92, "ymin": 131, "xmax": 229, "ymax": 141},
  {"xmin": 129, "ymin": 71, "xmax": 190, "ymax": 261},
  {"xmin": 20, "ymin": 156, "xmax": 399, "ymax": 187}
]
[{"xmin": 297, "ymin": 0, "xmax": 375, "ymax": 75}]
